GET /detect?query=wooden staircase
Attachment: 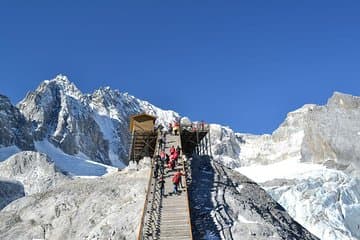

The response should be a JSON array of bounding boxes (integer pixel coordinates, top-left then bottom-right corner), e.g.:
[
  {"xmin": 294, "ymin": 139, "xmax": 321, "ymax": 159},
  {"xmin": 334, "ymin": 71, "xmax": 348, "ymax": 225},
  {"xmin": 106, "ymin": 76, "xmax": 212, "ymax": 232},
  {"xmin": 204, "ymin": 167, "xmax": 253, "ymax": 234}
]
[
  {"xmin": 137, "ymin": 133, "xmax": 193, "ymax": 240},
  {"xmin": 158, "ymin": 134, "xmax": 192, "ymax": 239},
  {"xmin": 136, "ymin": 124, "xmax": 210, "ymax": 240}
]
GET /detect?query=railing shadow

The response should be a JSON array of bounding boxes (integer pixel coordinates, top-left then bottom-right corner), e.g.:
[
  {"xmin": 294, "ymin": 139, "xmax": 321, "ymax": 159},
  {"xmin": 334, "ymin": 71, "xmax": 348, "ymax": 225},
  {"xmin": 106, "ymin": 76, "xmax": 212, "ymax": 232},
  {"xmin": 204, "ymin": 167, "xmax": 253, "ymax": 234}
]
[{"xmin": 188, "ymin": 155, "xmax": 221, "ymax": 240}]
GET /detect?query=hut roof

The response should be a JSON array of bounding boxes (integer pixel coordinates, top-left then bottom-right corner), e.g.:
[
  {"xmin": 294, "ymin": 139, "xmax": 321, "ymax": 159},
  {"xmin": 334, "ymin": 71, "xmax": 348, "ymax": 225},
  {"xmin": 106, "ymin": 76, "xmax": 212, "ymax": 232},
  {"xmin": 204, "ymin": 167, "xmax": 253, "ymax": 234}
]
[{"xmin": 129, "ymin": 113, "xmax": 157, "ymax": 131}]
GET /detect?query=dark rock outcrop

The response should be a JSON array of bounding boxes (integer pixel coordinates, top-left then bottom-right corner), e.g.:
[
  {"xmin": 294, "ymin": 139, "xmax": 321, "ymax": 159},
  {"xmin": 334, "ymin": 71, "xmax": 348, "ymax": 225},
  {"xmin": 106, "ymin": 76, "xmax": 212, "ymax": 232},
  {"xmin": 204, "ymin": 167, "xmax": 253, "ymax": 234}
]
[
  {"xmin": 0, "ymin": 95, "xmax": 34, "ymax": 151},
  {"xmin": 189, "ymin": 156, "xmax": 319, "ymax": 240}
]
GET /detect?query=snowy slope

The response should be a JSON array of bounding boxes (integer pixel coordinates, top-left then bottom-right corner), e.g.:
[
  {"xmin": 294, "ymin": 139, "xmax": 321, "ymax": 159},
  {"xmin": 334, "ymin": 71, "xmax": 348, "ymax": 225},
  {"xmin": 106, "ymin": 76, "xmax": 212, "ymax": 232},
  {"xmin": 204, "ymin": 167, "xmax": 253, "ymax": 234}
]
[
  {"xmin": 0, "ymin": 162, "xmax": 150, "ymax": 240},
  {"xmin": 35, "ymin": 140, "xmax": 119, "ymax": 177}
]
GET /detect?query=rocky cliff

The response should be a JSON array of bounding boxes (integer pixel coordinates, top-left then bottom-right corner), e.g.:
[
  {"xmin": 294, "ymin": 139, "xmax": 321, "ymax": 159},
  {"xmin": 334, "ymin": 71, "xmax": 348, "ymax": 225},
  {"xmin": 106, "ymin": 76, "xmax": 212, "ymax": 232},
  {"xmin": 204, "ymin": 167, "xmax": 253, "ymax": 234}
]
[{"xmin": 0, "ymin": 95, "xmax": 34, "ymax": 151}]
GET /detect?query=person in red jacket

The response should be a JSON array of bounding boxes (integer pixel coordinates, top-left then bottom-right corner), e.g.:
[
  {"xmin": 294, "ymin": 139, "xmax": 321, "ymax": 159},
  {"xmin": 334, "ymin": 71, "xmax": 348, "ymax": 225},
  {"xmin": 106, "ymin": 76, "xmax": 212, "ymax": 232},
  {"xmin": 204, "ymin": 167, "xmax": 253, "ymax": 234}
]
[
  {"xmin": 170, "ymin": 151, "xmax": 179, "ymax": 166},
  {"xmin": 169, "ymin": 145, "xmax": 175, "ymax": 155},
  {"xmin": 172, "ymin": 169, "xmax": 184, "ymax": 194},
  {"xmin": 168, "ymin": 158, "xmax": 175, "ymax": 171}
]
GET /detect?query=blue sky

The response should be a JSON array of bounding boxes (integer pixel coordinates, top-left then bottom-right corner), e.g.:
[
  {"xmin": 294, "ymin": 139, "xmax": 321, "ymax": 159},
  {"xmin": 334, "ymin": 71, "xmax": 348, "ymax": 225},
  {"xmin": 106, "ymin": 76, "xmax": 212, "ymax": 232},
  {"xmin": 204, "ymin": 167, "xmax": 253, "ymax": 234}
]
[{"xmin": 1, "ymin": 1, "xmax": 359, "ymax": 134}]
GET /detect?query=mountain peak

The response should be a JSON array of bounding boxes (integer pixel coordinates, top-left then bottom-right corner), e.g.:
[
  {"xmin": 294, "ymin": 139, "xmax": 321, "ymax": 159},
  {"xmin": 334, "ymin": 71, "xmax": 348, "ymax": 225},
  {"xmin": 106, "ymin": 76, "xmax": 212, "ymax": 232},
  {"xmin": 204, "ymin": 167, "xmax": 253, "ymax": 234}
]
[
  {"xmin": 54, "ymin": 74, "xmax": 70, "ymax": 83},
  {"xmin": 96, "ymin": 86, "xmax": 120, "ymax": 94},
  {"xmin": 327, "ymin": 91, "xmax": 360, "ymax": 109},
  {"xmin": 41, "ymin": 74, "xmax": 84, "ymax": 100}
]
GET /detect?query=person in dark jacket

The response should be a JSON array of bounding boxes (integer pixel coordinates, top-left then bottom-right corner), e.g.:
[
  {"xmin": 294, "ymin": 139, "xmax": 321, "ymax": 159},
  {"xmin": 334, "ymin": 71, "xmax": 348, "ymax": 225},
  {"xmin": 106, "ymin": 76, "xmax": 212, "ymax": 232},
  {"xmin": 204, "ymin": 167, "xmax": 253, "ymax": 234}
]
[
  {"xmin": 168, "ymin": 123, "xmax": 173, "ymax": 134},
  {"xmin": 159, "ymin": 134, "xmax": 166, "ymax": 151},
  {"xmin": 153, "ymin": 160, "xmax": 159, "ymax": 178},
  {"xmin": 158, "ymin": 175, "xmax": 165, "ymax": 197},
  {"xmin": 176, "ymin": 145, "xmax": 181, "ymax": 156}
]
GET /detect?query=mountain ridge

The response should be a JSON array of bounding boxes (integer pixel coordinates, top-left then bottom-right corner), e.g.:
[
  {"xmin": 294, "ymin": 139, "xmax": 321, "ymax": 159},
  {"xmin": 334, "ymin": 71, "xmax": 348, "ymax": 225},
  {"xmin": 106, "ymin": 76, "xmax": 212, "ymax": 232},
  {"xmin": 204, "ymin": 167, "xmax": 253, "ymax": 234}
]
[
  {"xmin": 0, "ymin": 75, "xmax": 359, "ymax": 239},
  {"xmin": 15, "ymin": 75, "xmax": 179, "ymax": 168}
]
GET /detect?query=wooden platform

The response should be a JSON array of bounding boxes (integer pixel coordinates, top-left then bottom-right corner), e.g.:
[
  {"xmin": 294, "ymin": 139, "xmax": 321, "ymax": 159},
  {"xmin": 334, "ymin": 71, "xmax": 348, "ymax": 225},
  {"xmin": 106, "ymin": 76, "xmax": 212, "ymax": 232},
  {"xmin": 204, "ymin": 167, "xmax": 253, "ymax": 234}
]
[{"xmin": 180, "ymin": 129, "xmax": 209, "ymax": 156}]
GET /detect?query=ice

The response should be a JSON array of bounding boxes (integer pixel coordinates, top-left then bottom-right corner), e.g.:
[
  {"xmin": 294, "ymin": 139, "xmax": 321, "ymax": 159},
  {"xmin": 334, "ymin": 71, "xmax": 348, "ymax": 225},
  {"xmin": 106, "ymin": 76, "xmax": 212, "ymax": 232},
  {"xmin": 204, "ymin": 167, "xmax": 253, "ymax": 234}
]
[
  {"xmin": 35, "ymin": 140, "xmax": 118, "ymax": 177},
  {"xmin": 235, "ymin": 158, "xmax": 327, "ymax": 183},
  {"xmin": 236, "ymin": 159, "xmax": 360, "ymax": 240}
]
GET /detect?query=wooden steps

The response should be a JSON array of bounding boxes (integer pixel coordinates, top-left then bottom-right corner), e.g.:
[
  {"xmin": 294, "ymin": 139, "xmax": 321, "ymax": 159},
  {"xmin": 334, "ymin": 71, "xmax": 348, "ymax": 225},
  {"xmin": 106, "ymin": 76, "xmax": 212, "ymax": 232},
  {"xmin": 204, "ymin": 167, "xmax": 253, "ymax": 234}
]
[
  {"xmin": 158, "ymin": 134, "xmax": 192, "ymax": 240},
  {"xmin": 137, "ymin": 133, "xmax": 193, "ymax": 240}
]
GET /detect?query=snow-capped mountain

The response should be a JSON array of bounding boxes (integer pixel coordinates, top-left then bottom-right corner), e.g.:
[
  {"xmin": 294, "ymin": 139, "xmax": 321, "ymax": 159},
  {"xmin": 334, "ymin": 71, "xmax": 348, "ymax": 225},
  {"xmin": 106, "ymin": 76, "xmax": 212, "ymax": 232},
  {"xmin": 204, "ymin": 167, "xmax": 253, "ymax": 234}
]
[
  {"xmin": 211, "ymin": 92, "xmax": 360, "ymax": 240},
  {"xmin": 17, "ymin": 75, "xmax": 179, "ymax": 171},
  {"xmin": 1, "ymin": 75, "xmax": 360, "ymax": 239}
]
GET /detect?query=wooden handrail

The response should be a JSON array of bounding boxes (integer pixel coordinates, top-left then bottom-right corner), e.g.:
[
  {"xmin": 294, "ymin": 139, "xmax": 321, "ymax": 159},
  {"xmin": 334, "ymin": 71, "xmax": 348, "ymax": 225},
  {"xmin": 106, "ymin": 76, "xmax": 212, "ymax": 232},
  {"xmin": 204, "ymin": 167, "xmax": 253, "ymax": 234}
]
[
  {"xmin": 137, "ymin": 131, "xmax": 161, "ymax": 240},
  {"xmin": 182, "ymin": 156, "xmax": 194, "ymax": 240},
  {"xmin": 179, "ymin": 129, "xmax": 194, "ymax": 240},
  {"xmin": 137, "ymin": 156, "xmax": 154, "ymax": 240}
]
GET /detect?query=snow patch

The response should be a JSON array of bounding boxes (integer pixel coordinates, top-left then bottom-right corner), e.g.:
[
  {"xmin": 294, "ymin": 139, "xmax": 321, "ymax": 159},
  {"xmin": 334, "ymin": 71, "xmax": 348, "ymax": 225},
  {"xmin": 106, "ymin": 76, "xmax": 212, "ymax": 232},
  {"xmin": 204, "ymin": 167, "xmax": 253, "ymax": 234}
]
[
  {"xmin": 237, "ymin": 214, "xmax": 258, "ymax": 224},
  {"xmin": 236, "ymin": 158, "xmax": 326, "ymax": 183},
  {"xmin": 35, "ymin": 140, "xmax": 118, "ymax": 177}
]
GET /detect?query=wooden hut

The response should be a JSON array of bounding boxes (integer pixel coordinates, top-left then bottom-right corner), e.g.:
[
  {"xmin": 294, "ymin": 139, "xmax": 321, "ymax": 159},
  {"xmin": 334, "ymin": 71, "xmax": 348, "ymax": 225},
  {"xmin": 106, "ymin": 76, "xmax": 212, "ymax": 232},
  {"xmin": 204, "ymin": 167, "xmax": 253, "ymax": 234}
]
[
  {"xmin": 129, "ymin": 113, "xmax": 157, "ymax": 133},
  {"xmin": 128, "ymin": 113, "xmax": 157, "ymax": 163}
]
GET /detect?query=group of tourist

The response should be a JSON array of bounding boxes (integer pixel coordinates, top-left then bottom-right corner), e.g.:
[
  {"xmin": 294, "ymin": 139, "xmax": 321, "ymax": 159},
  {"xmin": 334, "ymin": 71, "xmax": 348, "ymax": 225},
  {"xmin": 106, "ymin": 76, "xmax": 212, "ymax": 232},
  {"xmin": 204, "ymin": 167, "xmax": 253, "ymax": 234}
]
[
  {"xmin": 156, "ymin": 119, "xmax": 208, "ymax": 136},
  {"xmin": 153, "ymin": 119, "xmax": 208, "ymax": 197},
  {"xmin": 153, "ymin": 127, "xmax": 184, "ymax": 197}
]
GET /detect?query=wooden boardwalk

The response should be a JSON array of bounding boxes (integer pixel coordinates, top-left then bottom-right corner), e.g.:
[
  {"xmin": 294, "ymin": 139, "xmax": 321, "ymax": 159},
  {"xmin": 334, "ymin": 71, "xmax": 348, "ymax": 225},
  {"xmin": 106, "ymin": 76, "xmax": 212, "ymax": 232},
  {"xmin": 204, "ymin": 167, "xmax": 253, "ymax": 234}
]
[{"xmin": 159, "ymin": 134, "xmax": 192, "ymax": 240}]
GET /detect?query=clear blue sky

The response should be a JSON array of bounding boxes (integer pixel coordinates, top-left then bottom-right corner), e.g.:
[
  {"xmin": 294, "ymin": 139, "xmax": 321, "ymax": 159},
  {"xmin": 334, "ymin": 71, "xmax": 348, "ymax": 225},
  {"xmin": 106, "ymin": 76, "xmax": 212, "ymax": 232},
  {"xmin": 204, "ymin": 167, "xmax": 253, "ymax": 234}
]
[{"xmin": 1, "ymin": 1, "xmax": 359, "ymax": 134}]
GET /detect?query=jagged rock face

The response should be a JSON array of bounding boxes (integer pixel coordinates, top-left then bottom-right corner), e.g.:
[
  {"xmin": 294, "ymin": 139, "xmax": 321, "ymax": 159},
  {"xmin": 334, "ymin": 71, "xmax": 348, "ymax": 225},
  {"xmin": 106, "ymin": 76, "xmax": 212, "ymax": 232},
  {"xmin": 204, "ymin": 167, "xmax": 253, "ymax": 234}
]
[
  {"xmin": 17, "ymin": 76, "xmax": 111, "ymax": 164},
  {"xmin": 300, "ymin": 93, "xmax": 360, "ymax": 174},
  {"xmin": 272, "ymin": 92, "xmax": 360, "ymax": 174},
  {"xmin": 88, "ymin": 88, "xmax": 143, "ymax": 165},
  {"xmin": 0, "ymin": 167, "xmax": 149, "ymax": 240},
  {"xmin": 211, "ymin": 125, "xmax": 240, "ymax": 159},
  {"xmin": 0, "ymin": 95, "xmax": 34, "ymax": 150},
  {"xmin": 17, "ymin": 75, "xmax": 179, "ymax": 166},
  {"xmin": 0, "ymin": 151, "xmax": 68, "ymax": 195},
  {"xmin": 212, "ymin": 92, "xmax": 360, "ymax": 175}
]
